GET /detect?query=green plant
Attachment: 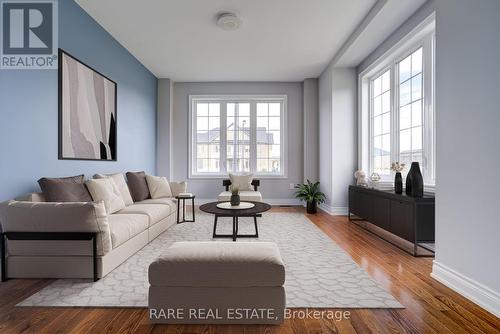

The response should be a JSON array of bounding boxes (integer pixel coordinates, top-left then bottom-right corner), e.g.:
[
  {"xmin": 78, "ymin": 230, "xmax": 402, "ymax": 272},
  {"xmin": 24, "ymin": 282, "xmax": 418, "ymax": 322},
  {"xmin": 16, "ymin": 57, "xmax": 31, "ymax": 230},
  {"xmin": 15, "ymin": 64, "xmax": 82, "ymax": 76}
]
[
  {"xmin": 230, "ymin": 185, "xmax": 240, "ymax": 195},
  {"xmin": 294, "ymin": 180, "xmax": 326, "ymax": 204}
]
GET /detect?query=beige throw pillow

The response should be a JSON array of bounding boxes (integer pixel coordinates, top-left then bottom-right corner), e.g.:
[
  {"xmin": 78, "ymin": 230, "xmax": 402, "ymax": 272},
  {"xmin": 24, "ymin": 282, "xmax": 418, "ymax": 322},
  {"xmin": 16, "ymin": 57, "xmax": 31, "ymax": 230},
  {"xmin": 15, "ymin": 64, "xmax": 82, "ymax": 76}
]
[
  {"xmin": 229, "ymin": 173, "xmax": 254, "ymax": 191},
  {"xmin": 86, "ymin": 178, "xmax": 126, "ymax": 214},
  {"xmin": 94, "ymin": 173, "xmax": 134, "ymax": 206},
  {"xmin": 146, "ymin": 175, "xmax": 173, "ymax": 199},
  {"xmin": 169, "ymin": 181, "xmax": 187, "ymax": 197}
]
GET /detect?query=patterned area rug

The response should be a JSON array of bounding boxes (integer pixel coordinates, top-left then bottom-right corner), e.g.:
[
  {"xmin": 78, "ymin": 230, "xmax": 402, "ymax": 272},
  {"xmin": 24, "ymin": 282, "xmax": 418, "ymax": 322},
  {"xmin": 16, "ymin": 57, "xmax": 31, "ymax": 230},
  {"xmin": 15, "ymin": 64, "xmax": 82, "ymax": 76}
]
[{"xmin": 18, "ymin": 211, "xmax": 403, "ymax": 308}]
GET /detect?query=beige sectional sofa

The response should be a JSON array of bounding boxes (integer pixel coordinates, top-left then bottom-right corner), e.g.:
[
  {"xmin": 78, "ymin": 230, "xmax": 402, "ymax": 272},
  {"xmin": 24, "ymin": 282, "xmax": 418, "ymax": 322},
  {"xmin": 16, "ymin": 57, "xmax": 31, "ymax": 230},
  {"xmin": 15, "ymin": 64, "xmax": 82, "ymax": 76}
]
[{"xmin": 0, "ymin": 179, "xmax": 185, "ymax": 281}]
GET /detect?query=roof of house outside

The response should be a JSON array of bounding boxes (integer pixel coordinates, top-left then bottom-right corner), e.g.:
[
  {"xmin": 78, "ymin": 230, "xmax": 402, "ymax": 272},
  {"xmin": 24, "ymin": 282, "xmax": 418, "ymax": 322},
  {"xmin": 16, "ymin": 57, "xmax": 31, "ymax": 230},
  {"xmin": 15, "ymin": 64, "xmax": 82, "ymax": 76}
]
[{"xmin": 197, "ymin": 125, "xmax": 275, "ymax": 144}]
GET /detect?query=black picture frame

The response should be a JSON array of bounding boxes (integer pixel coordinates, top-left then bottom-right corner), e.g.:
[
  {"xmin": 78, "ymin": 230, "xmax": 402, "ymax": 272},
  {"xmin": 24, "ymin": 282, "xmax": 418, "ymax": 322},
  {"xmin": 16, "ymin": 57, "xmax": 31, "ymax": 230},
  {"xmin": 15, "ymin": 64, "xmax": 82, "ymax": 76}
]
[{"xmin": 58, "ymin": 48, "xmax": 117, "ymax": 161}]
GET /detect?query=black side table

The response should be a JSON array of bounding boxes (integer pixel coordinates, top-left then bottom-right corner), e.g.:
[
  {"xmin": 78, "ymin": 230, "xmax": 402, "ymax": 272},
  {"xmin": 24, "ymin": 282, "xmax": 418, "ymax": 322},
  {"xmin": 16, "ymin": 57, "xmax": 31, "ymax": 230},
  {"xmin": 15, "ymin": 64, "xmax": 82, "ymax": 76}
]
[{"xmin": 176, "ymin": 195, "xmax": 195, "ymax": 223}]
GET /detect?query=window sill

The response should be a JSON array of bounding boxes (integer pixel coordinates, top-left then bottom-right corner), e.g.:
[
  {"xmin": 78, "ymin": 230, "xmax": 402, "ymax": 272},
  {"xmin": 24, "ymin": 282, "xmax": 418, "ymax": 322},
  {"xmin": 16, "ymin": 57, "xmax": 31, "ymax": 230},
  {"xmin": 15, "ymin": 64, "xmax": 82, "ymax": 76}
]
[{"xmin": 188, "ymin": 174, "xmax": 288, "ymax": 180}]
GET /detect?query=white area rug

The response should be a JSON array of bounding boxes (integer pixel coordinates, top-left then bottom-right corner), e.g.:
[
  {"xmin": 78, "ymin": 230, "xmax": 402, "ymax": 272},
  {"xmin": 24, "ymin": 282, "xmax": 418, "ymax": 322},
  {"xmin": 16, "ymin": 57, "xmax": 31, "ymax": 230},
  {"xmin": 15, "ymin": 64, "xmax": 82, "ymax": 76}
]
[{"xmin": 18, "ymin": 212, "xmax": 403, "ymax": 308}]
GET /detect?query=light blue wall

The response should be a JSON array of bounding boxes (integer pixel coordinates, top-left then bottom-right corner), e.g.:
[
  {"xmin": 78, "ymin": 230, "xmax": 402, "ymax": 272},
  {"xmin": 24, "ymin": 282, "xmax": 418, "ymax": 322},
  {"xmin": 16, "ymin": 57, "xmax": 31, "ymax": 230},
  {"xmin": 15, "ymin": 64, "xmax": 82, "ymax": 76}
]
[{"xmin": 0, "ymin": 0, "xmax": 157, "ymax": 201}]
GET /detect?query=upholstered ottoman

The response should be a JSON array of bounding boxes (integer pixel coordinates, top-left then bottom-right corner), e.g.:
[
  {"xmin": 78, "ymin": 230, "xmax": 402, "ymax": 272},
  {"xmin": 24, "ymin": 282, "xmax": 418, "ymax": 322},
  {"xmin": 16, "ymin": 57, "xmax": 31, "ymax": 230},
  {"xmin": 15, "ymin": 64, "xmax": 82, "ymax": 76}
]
[{"xmin": 148, "ymin": 241, "xmax": 285, "ymax": 324}]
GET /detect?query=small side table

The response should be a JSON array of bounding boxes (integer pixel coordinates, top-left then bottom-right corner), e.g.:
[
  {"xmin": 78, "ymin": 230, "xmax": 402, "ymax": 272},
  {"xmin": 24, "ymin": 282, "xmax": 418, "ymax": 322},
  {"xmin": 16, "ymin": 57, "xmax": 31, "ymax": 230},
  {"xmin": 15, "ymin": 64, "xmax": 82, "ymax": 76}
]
[{"xmin": 176, "ymin": 194, "xmax": 195, "ymax": 223}]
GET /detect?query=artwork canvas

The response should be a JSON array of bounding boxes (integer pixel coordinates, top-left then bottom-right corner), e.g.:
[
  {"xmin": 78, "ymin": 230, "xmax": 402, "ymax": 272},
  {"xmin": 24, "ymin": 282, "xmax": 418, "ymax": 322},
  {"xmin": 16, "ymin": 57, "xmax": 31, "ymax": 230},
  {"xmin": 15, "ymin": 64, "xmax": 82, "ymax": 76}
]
[{"xmin": 59, "ymin": 49, "xmax": 117, "ymax": 161}]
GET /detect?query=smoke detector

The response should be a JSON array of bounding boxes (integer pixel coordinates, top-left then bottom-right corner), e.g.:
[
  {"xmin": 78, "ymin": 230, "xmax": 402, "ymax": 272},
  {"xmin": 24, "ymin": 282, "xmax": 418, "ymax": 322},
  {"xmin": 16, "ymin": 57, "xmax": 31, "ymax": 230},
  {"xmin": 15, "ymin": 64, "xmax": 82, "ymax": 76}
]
[{"xmin": 216, "ymin": 13, "xmax": 242, "ymax": 31}]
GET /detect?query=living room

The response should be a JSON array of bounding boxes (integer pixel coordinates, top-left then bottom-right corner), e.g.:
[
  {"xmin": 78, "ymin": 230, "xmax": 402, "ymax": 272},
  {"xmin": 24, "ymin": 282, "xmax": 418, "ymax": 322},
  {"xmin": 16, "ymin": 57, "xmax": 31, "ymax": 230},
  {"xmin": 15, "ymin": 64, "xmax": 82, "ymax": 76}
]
[{"xmin": 0, "ymin": 0, "xmax": 499, "ymax": 333}]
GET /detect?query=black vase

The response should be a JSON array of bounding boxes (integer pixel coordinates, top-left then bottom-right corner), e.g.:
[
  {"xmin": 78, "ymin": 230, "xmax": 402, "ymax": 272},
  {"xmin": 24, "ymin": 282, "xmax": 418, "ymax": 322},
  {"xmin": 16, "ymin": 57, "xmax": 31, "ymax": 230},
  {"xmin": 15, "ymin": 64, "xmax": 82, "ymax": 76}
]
[
  {"xmin": 306, "ymin": 200, "xmax": 317, "ymax": 214},
  {"xmin": 406, "ymin": 162, "xmax": 424, "ymax": 197},
  {"xmin": 230, "ymin": 194, "xmax": 240, "ymax": 206},
  {"xmin": 394, "ymin": 172, "xmax": 403, "ymax": 194}
]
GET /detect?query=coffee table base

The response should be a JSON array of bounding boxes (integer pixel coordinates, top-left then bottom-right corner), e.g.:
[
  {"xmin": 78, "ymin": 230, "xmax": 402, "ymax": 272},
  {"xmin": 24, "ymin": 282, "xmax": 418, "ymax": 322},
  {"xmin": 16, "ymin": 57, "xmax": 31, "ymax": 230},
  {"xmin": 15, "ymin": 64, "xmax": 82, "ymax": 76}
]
[{"xmin": 212, "ymin": 215, "xmax": 260, "ymax": 241}]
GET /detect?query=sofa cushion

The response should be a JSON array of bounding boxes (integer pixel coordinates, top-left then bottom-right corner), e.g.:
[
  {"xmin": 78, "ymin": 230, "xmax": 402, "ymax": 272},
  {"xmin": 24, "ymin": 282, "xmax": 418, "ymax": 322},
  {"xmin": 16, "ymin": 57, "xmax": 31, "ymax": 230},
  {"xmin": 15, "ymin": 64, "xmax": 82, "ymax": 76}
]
[
  {"xmin": 108, "ymin": 214, "xmax": 148, "ymax": 248},
  {"xmin": 148, "ymin": 241, "xmax": 285, "ymax": 287},
  {"xmin": 38, "ymin": 174, "xmax": 92, "ymax": 202},
  {"xmin": 126, "ymin": 171, "xmax": 150, "ymax": 202},
  {"xmin": 218, "ymin": 191, "xmax": 262, "ymax": 202},
  {"xmin": 117, "ymin": 204, "xmax": 170, "ymax": 226},
  {"xmin": 229, "ymin": 173, "xmax": 254, "ymax": 191},
  {"xmin": 86, "ymin": 178, "xmax": 126, "ymax": 214},
  {"xmin": 146, "ymin": 175, "xmax": 172, "ymax": 199},
  {"xmin": 137, "ymin": 198, "xmax": 177, "ymax": 212},
  {"xmin": 94, "ymin": 173, "xmax": 134, "ymax": 206}
]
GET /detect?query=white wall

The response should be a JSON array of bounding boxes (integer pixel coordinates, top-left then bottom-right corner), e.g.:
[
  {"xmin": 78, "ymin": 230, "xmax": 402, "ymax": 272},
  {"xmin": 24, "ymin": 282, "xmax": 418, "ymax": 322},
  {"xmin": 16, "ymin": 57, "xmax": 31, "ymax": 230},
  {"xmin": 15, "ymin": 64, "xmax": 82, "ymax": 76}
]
[
  {"xmin": 157, "ymin": 79, "xmax": 173, "ymax": 179},
  {"xmin": 331, "ymin": 68, "xmax": 357, "ymax": 211},
  {"xmin": 171, "ymin": 82, "xmax": 304, "ymax": 203},
  {"xmin": 431, "ymin": 0, "xmax": 500, "ymax": 316},
  {"xmin": 318, "ymin": 65, "xmax": 357, "ymax": 214},
  {"xmin": 303, "ymin": 78, "xmax": 319, "ymax": 182},
  {"xmin": 318, "ymin": 66, "xmax": 334, "ymax": 210}
]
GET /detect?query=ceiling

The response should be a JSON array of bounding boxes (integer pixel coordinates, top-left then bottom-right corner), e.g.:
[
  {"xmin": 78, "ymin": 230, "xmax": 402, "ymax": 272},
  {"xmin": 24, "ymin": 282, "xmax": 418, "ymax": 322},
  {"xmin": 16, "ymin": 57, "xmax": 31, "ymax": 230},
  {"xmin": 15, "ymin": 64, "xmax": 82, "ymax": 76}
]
[{"xmin": 75, "ymin": 0, "xmax": 376, "ymax": 81}]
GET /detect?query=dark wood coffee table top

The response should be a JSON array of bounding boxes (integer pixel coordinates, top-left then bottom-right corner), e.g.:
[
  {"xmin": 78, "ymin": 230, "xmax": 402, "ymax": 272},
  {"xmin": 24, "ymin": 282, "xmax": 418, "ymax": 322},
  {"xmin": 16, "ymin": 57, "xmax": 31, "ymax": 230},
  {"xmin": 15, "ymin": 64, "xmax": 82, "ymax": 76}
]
[{"xmin": 199, "ymin": 201, "xmax": 271, "ymax": 216}]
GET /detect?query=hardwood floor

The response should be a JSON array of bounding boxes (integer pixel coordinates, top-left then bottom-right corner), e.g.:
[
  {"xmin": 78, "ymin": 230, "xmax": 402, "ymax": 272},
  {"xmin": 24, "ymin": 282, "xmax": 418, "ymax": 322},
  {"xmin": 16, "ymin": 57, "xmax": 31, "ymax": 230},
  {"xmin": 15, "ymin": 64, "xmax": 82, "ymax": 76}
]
[{"xmin": 0, "ymin": 207, "xmax": 498, "ymax": 333}]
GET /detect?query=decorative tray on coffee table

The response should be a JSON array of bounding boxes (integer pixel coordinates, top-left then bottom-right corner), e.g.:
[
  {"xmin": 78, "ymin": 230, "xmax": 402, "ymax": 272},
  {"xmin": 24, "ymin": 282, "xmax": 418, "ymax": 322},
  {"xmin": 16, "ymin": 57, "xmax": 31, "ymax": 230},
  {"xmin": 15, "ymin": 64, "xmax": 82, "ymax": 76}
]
[{"xmin": 216, "ymin": 202, "xmax": 255, "ymax": 210}]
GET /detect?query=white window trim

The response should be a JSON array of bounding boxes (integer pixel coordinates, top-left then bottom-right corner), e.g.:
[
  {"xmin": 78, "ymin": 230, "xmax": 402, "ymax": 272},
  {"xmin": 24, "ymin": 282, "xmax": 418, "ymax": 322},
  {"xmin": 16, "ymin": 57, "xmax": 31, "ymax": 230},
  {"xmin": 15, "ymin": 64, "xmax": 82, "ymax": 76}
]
[
  {"xmin": 358, "ymin": 13, "xmax": 435, "ymax": 190},
  {"xmin": 188, "ymin": 94, "xmax": 288, "ymax": 179}
]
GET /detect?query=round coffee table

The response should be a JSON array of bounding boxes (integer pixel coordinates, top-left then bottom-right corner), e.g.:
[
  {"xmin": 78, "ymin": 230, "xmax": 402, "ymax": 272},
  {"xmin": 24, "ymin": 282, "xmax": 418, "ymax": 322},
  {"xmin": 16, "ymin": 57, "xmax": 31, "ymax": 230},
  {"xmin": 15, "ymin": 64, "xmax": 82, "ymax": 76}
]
[{"xmin": 199, "ymin": 201, "xmax": 271, "ymax": 241}]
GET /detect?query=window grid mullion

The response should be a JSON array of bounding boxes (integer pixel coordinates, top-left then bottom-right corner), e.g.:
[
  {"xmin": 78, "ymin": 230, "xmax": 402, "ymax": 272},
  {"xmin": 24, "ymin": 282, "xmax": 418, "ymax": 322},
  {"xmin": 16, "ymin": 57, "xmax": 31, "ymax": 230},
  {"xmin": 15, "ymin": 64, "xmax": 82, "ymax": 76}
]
[
  {"xmin": 393, "ymin": 59, "xmax": 400, "ymax": 172},
  {"xmin": 250, "ymin": 101, "xmax": 257, "ymax": 174},
  {"xmin": 220, "ymin": 102, "xmax": 227, "ymax": 174}
]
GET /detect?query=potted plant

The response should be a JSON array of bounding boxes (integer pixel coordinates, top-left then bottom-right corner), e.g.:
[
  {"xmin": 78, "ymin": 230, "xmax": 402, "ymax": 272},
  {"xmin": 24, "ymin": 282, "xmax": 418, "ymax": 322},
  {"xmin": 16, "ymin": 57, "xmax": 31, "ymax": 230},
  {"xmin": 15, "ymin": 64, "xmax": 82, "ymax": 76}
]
[
  {"xmin": 294, "ymin": 180, "xmax": 326, "ymax": 214},
  {"xmin": 230, "ymin": 185, "xmax": 240, "ymax": 206}
]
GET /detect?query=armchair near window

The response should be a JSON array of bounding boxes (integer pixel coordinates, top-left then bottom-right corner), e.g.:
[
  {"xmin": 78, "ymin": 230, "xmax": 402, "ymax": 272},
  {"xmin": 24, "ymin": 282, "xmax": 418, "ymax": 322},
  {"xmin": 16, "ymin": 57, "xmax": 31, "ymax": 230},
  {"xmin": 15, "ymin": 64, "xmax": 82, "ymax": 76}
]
[{"xmin": 217, "ymin": 179, "xmax": 262, "ymax": 202}]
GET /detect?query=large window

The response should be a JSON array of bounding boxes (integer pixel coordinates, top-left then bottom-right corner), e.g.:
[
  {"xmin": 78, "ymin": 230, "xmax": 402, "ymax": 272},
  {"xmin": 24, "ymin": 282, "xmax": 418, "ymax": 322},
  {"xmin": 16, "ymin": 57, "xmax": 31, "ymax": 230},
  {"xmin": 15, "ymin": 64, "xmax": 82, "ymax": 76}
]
[
  {"xmin": 363, "ymin": 26, "xmax": 435, "ymax": 185},
  {"xmin": 190, "ymin": 95, "xmax": 286, "ymax": 178},
  {"xmin": 371, "ymin": 69, "xmax": 391, "ymax": 175}
]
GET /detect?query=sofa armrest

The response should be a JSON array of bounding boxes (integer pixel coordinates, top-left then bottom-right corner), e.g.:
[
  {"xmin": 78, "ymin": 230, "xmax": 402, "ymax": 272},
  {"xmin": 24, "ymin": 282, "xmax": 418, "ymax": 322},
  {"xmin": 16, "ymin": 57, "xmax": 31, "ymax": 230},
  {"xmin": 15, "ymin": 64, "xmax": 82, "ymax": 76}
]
[
  {"xmin": 169, "ymin": 181, "xmax": 187, "ymax": 197},
  {"xmin": 0, "ymin": 200, "xmax": 112, "ymax": 255}
]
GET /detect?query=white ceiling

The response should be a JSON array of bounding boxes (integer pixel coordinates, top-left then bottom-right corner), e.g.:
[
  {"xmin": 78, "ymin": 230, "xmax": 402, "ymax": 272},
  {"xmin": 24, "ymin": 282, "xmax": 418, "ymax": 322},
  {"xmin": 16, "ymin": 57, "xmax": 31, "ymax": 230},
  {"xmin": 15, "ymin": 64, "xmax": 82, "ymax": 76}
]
[
  {"xmin": 335, "ymin": 0, "xmax": 428, "ymax": 67},
  {"xmin": 75, "ymin": 0, "xmax": 376, "ymax": 81}
]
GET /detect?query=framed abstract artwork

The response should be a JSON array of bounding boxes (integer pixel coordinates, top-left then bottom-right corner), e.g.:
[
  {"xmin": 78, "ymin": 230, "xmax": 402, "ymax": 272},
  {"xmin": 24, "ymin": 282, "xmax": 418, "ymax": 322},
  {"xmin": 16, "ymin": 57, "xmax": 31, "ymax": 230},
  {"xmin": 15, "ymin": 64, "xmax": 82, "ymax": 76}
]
[{"xmin": 58, "ymin": 49, "xmax": 117, "ymax": 161}]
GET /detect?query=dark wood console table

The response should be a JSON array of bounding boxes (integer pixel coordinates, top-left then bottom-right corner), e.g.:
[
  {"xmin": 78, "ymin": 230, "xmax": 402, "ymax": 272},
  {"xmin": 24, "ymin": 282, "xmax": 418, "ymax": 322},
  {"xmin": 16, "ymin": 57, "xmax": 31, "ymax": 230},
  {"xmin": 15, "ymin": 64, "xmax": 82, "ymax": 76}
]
[{"xmin": 348, "ymin": 185, "xmax": 435, "ymax": 257}]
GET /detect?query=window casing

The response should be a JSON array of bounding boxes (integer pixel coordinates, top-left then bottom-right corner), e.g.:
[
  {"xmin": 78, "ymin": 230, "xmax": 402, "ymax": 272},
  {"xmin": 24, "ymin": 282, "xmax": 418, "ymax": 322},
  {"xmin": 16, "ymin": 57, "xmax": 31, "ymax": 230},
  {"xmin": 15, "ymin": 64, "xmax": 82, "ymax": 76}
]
[
  {"xmin": 363, "ymin": 27, "xmax": 435, "ymax": 186},
  {"xmin": 189, "ymin": 95, "xmax": 287, "ymax": 178}
]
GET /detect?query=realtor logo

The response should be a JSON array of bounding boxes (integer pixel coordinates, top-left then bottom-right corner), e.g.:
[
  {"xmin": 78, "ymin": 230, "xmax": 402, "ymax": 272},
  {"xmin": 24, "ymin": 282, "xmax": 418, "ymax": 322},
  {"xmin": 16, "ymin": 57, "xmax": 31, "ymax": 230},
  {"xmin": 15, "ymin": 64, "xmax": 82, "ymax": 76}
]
[{"xmin": 1, "ymin": 0, "xmax": 58, "ymax": 69}]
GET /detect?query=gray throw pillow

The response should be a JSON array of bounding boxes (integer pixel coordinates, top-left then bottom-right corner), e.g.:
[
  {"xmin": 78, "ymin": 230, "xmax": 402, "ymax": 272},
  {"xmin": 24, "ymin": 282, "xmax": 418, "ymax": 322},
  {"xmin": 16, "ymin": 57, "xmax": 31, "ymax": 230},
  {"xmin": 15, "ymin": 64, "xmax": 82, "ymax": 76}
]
[
  {"xmin": 126, "ymin": 171, "xmax": 151, "ymax": 202},
  {"xmin": 38, "ymin": 174, "xmax": 93, "ymax": 202}
]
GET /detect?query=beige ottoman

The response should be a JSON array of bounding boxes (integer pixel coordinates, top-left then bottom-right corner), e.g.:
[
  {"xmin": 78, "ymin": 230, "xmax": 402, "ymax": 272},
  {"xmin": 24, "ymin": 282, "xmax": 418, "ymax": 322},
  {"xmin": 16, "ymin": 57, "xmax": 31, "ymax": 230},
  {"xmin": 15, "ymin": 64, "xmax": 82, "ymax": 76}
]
[{"xmin": 148, "ymin": 241, "xmax": 285, "ymax": 324}]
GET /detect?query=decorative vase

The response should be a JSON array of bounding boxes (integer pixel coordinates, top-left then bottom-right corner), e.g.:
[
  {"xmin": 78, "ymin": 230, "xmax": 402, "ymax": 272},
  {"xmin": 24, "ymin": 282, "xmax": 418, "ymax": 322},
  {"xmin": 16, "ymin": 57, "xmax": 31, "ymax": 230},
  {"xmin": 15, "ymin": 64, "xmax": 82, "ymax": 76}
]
[
  {"xmin": 394, "ymin": 172, "xmax": 403, "ymax": 194},
  {"xmin": 306, "ymin": 200, "xmax": 317, "ymax": 214},
  {"xmin": 406, "ymin": 162, "xmax": 424, "ymax": 197},
  {"xmin": 230, "ymin": 194, "xmax": 240, "ymax": 206}
]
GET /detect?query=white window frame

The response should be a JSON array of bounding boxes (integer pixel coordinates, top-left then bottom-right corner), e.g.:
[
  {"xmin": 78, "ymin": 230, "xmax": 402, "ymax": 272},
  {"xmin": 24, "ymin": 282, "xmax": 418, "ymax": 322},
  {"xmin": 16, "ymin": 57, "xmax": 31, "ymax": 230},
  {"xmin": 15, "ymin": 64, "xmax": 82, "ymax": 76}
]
[
  {"xmin": 359, "ymin": 14, "xmax": 435, "ymax": 188},
  {"xmin": 188, "ymin": 95, "xmax": 288, "ymax": 179}
]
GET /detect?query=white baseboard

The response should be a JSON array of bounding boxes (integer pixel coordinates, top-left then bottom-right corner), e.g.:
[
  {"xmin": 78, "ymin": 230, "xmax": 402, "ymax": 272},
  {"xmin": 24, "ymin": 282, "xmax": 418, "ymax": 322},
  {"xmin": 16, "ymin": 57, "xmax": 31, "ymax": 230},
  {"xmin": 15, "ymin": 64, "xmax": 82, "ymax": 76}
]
[
  {"xmin": 431, "ymin": 261, "xmax": 500, "ymax": 317},
  {"xmin": 265, "ymin": 198, "xmax": 301, "ymax": 206},
  {"xmin": 318, "ymin": 203, "xmax": 348, "ymax": 216},
  {"xmin": 193, "ymin": 198, "xmax": 301, "ymax": 206}
]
